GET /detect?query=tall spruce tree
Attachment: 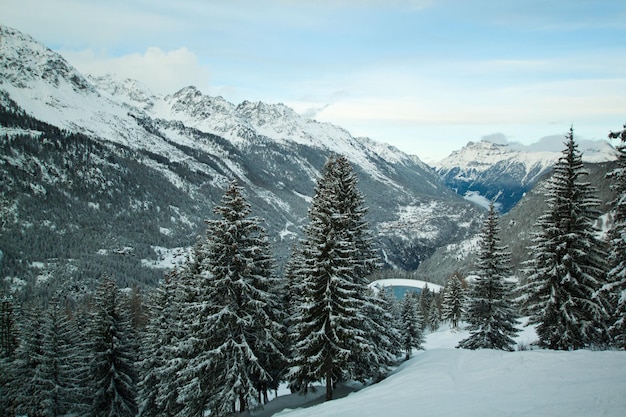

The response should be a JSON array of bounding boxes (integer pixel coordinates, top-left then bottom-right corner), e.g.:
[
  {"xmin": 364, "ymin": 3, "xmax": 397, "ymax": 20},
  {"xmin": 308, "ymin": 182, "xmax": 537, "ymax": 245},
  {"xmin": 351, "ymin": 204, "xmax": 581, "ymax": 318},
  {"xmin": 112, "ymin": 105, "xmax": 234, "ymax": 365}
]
[
  {"xmin": 0, "ymin": 295, "xmax": 18, "ymax": 416},
  {"xmin": 288, "ymin": 155, "xmax": 381, "ymax": 401},
  {"xmin": 176, "ymin": 181, "xmax": 284, "ymax": 415},
  {"xmin": 427, "ymin": 292, "xmax": 442, "ymax": 332},
  {"xmin": 519, "ymin": 128, "xmax": 609, "ymax": 350},
  {"xmin": 12, "ymin": 303, "xmax": 45, "ymax": 416},
  {"xmin": 353, "ymin": 288, "xmax": 401, "ymax": 381},
  {"xmin": 458, "ymin": 202, "xmax": 519, "ymax": 350},
  {"xmin": 282, "ymin": 243, "xmax": 305, "ymax": 386},
  {"xmin": 442, "ymin": 273, "xmax": 465, "ymax": 330},
  {"xmin": 604, "ymin": 124, "xmax": 626, "ymax": 348},
  {"xmin": 138, "ymin": 272, "xmax": 184, "ymax": 417},
  {"xmin": 32, "ymin": 299, "xmax": 85, "ymax": 417},
  {"xmin": 0, "ymin": 295, "xmax": 17, "ymax": 358},
  {"xmin": 87, "ymin": 276, "xmax": 139, "ymax": 417},
  {"xmin": 161, "ymin": 252, "xmax": 204, "ymax": 417},
  {"xmin": 399, "ymin": 293, "xmax": 424, "ymax": 360}
]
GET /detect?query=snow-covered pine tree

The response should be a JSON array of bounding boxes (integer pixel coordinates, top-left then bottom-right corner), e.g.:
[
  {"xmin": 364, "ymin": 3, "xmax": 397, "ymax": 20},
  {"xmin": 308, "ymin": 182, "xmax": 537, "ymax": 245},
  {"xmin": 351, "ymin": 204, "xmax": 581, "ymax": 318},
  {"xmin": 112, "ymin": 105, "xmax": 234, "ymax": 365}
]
[
  {"xmin": 400, "ymin": 292, "xmax": 424, "ymax": 360},
  {"xmin": 441, "ymin": 272, "xmax": 465, "ymax": 330},
  {"xmin": 458, "ymin": 202, "xmax": 519, "ymax": 351},
  {"xmin": 352, "ymin": 287, "xmax": 402, "ymax": 382},
  {"xmin": 165, "ymin": 241, "xmax": 212, "ymax": 417},
  {"xmin": 0, "ymin": 295, "xmax": 18, "ymax": 415},
  {"xmin": 519, "ymin": 128, "xmax": 609, "ymax": 350},
  {"xmin": 282, "ymin": 243, "xmax": 306, "ymax": 386},
  {"xmin": 138, "ymin": 272, "xmax": 184, "ymax": 417},
  {"xmin": 288, "ymin": 155, "xmax": 381, "ymax": 401},
  {"xmin": 604, "ymin": 124, "xmax": 626, "ymax": 348},
  {"xmin": 12, "ymin": 303, "xmax": 45, "ymax": 416},
  {"xmin": 428, "ymin": 292, "xmax": 442, "ymax": 332},
  {"xmin": 87, "ymin": 276, "xmax": 139, "ymax": 417},
  {"xmin": 419, "ymin": 284, "xmax": 432, "ymax": 328},
  {"xmin": 0, "ymin": 295, "xmax": 17, "ymax": 358},
  {"xmin": 32, "ymin": 299, "xmax": 85, "ymax": 417},
  {"xmin": 0, "ymin": 354, "xmax": 14, "ymax": 416},
  {"xmin": 377, "ymin": 287, "xmax": 403, "ymax": 356},
  {"xmin": 177, "ymin": 181, "xmax": 284, "ymax": 415}
]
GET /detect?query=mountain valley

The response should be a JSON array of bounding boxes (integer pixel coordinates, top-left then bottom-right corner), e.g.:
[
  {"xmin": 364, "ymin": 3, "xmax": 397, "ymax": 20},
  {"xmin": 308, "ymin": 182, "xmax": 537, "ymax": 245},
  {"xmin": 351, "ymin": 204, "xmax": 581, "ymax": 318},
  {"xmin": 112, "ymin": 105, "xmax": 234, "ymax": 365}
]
[{"xmin": 0, "ymin": 25, "xmax": 487, "ymax": 297}]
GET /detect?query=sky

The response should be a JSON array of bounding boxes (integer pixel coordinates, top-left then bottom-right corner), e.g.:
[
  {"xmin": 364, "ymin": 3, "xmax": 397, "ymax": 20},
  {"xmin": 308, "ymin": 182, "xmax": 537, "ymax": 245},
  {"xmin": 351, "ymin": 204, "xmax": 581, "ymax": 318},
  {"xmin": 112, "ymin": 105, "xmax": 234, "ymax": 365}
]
[{"xmin": 2, "ymin": 0, "xmax": 626, "ymax": 163}]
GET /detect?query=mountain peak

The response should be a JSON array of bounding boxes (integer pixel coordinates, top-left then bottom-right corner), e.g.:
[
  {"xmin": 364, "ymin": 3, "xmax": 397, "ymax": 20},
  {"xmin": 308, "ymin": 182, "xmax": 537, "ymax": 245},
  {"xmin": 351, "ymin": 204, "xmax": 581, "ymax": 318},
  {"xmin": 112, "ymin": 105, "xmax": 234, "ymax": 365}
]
[
  {"xmin": 89, "ymin": 73, "xmax": 159, "ymax": 110},
  {"xmin": 435, "ymin": 137, "xmax": 617, "ymax": 213},
  {"xmin": 0, "ymin": 25, "xmax": 95, "ymax": 94}
]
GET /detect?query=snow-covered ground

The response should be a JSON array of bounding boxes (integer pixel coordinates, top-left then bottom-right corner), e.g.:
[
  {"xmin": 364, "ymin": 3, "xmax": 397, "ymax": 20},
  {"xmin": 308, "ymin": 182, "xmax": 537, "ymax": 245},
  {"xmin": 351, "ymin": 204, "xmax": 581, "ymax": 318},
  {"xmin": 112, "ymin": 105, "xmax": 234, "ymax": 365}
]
[{"xmin": 253, "ymin": 321, "xmax": 626, "ymax": 417}]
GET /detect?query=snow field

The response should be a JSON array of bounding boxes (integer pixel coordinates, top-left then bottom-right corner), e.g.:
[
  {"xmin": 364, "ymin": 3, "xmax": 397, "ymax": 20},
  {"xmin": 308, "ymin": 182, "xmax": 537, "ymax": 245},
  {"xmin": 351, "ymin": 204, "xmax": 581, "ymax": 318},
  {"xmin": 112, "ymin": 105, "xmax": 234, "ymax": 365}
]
[{"xmin": 257, "ymin": 323, "xmax": 626, "ymax": 417}]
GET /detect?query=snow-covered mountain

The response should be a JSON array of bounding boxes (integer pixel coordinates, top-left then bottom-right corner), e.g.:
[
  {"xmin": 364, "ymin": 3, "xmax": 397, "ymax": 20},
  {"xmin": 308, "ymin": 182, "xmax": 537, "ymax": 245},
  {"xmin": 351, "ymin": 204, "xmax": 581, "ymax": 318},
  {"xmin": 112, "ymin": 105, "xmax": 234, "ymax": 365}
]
[
  {"xmin": 416, "ymin": 159, "xmax": 617, "ymax": 284},
  {"xmin": 0, "ymin": 25, "xmax": 483, "ymax": 293},
  {"xmin": 434, "ymin": 139, "xmax": 617, "ymax": 213}
]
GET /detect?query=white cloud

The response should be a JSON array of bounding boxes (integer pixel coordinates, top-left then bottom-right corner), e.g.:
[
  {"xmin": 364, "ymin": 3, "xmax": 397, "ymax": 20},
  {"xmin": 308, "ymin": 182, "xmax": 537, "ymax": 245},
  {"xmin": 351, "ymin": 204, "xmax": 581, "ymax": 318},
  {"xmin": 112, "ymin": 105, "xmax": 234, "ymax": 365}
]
[
  {"xmin": 59, "ymin": 47, "xmax": 211, "ymax": 95},
  {"xmin": 480, "ymin": 133, "xmax": 511, "ymax": 145}
]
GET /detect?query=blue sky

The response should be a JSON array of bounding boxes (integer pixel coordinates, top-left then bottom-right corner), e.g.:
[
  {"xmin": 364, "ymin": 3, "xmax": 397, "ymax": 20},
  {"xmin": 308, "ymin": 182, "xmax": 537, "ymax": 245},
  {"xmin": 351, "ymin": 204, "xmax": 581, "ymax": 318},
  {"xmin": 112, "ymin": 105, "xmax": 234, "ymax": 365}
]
[{"xmin": 3, "ymin": 0, "xmax": 626, "ymax": 162}]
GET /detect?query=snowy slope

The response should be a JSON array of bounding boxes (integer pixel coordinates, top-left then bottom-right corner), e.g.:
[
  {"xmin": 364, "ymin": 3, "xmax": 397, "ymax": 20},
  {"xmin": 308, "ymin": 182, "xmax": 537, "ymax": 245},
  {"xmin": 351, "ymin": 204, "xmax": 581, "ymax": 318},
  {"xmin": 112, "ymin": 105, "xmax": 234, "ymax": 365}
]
[{"xmin": 255, "ymin": 324, "xmax": 626, "ymax": 417}]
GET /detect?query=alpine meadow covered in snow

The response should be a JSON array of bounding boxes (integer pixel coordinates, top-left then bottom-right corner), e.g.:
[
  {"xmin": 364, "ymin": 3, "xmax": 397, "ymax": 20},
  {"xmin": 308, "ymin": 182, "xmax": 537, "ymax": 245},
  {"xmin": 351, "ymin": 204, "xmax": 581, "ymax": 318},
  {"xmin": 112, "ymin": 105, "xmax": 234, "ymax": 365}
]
[{"xmin": 1, "ymin": 20, "xmax": 626, "ymax": 417}]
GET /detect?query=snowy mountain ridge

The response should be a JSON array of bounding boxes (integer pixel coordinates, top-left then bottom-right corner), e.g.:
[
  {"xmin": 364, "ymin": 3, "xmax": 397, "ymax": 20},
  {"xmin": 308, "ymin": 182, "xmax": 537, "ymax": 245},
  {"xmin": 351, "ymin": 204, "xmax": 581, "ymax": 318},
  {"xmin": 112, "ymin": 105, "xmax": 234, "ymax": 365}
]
[
  {"xmin": 434, "ymin": 139, "xmax": 617, "ymax": 213},
  {"xmin": 0, "ymin": 24, "xmax": 484, "ymax": 291},
  {"xmin": 0, "ymin": 25, "xmax": 412, "ymax": 177},
  {"xmin": 435, "ymin": 138, "xmax": 616, "ymax": 176}
]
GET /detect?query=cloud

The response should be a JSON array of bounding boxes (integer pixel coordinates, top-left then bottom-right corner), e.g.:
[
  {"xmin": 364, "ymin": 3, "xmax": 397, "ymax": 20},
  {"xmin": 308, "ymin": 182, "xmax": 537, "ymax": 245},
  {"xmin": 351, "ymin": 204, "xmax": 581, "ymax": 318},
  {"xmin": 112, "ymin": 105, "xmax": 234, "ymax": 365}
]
[
  {"xmin": 480, "ymin": 133, "xmax": 510, "ymax": 145},
  {"xmin": 532, "ymin": 135, "xmax": 570, "ymax": 152},
  {"xmin": 300, "ymin": 104, "xmax": 331, "ymax": 119},
  {"xmin": 59, "ymin": 47, "xmax": 211, "ymax": 95}
]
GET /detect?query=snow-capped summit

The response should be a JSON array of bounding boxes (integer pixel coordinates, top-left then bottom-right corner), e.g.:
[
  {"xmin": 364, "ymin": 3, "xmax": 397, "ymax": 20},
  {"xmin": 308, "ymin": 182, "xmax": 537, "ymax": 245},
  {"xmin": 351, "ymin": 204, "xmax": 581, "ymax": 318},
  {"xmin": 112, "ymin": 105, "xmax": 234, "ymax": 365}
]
[
  {"xmin": 434, "ymin": 138, "xmax": 617, "ymax": 213},
  {"xmin": 88, "ymin": 74, "xmax": 159, "ymax": 111},
  {"xmin": 0, "ymin": 25, "xmax": 95, "ymax": 95}
]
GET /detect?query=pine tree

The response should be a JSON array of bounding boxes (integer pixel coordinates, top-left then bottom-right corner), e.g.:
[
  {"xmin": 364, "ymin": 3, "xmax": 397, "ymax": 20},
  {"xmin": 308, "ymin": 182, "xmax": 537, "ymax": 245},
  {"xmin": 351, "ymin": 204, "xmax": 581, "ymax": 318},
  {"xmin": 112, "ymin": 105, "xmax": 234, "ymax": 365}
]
[
  {"xmin": 137, "ymin": 272, "xmax": 184, "ymax": 417},
  {"xmin": 427, "ymin": 292, "xmax": 442, "ymax": 332},
  {"xmin": 32, "ymin": 299, "xmax": 85, "ymax": 417},
  {"xmin": 68, "ymin": 305, "xmax": 94, "ymax": 415},
  {"xmin": 0, "ymin": 295, "xmax": 19, "ymax": 416},
  {"xmin": 288, "ymin": 155, "xmax": 381, "ymax": 401},
  {"xmin": 12, "ymin": 303, "xmax": 45, "ymax": 416},
  {"xmin": 441, "ymin": 272, "xmax": 465, "ymax": 330},
  {"xmin": 377, "ymin": 287, "xmax": 403, "ymax": 354},
  {"xmin": 519, "ymin": 128, "xmax": 609, "ymax": 350},
  {"xmin": 87, "ymin": 276, "xmax": 139, "ymax": 417},
  {"xmin": 177, "ymin": 181, "xmax": 284, "ymax": 415},
  {"xmin": 419, "ymin": 284, "xmax": 432, "ymax": 329},
  {"xmin": 0, "ymin": 295, "xmax": 17, "ymax": 358},
  {"xmin": 164, "ymin": 244, "xmax": 209, "ymax": 417},
  {"xmin": 399, "ymin": 293, "xmax": 424, "ymax": 360},
  {"xmin": 352, "ymin": 288, "xmax": 401, "ymax": 382},
  {"xmin": 283, "ymin": 244, "xmax": 304, "ymax": 335},
  {"xmin": 458, "ymin": 202, "xmax": 519, "ymax": 351},
  {"xmin": 604, "ymin": 124, "xmax": 626, "ymax": 348}
]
